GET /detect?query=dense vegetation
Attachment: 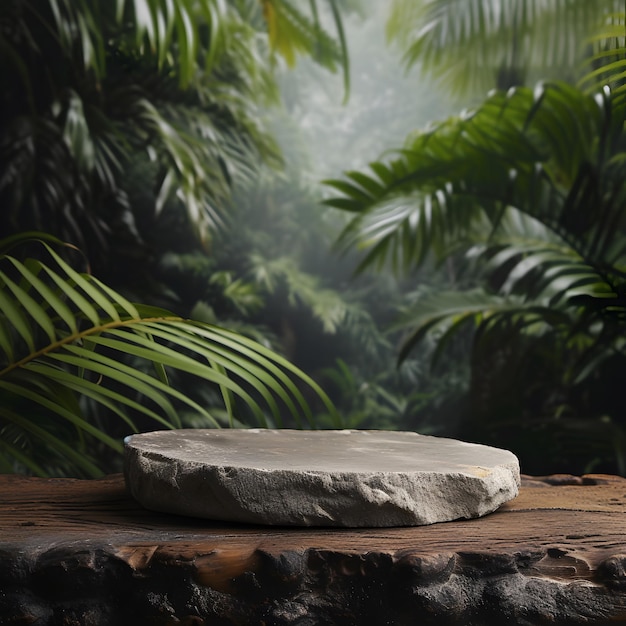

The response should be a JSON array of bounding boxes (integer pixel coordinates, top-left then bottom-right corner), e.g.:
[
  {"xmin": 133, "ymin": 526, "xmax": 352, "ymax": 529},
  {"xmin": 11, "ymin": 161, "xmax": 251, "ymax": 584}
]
[
  {"xmin": 0, "ymin": 0, "xmax": 347, "ymax": 476},
  {"xmin": 327, "ymin": 1, "xmax": 626, "ymax": 474},
  {"xmin": 1, "ymin": 0, "xmax": 625, "ymax": 477}
]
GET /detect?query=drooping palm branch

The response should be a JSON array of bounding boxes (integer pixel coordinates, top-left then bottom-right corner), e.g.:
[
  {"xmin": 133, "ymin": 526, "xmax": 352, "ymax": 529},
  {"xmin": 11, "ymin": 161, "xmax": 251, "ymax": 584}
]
[
  {"xmin": 327, "ymin": 79, "xmax": 626, "ymax": 389},
  {"xmin": 326, "ymin": 10, "xmax": 626, "ymax": 469},
  {"xmin": 387, "ymin": 0, "xmax": 623, "ymax": 96},
  {"xmin": 325, "ymin": 80, "xmax": 626, "ymax": 276},
  {"xmin": 261, "ymin": 0, "xmax": 350, "ymax": 95},
  {"xmin": 580, "ymin": 11, "xmax": 626, "ymax": 96},
  {"xmin": 0, "ymin": 233, "xmax": 338, "ymax": 477}
]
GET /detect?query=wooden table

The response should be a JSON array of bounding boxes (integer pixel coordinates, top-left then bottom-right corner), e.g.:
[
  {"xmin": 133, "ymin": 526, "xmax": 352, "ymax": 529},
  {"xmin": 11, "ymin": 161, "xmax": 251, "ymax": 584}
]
[{"xmin": 2, "ymin": 473, "xmax": 626, "ymax": 625}]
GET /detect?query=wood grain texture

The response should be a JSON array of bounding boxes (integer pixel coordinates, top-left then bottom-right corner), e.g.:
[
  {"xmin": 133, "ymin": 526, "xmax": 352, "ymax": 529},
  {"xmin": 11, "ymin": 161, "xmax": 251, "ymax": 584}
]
[{"xmin": 2, "ymin": 473, "xmax": 626, "ymax": 625}]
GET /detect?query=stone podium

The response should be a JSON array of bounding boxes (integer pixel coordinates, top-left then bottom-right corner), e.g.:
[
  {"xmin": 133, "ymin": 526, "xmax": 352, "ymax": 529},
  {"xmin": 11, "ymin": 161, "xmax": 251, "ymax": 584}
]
[{"xmin": 124, "ymin": 429, "xmax": 521, "ymax": 527}]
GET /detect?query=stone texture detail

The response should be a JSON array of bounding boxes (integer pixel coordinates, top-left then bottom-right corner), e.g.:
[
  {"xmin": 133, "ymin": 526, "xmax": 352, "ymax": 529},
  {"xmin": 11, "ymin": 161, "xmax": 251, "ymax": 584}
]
[{"xmin": 124, "ymin": 429, "xmax": 520, "ymax": 527}]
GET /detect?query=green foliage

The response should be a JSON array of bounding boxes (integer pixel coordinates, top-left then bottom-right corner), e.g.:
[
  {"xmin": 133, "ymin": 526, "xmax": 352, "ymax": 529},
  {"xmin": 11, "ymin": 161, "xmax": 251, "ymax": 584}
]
[
  {"xmin": 315, "ymin": 359, "xmax": 409, "ymax": 430},
  {"xmin": 157, "ymin": 161, "xmax": 391, "ymax": 362},
  {"xmin": 580, "ymin": 12, "xmax": 626, "ymax": 96},
  {"xmin": 0, "ymin": 0, "xmax": 357, "ymax": 477},
  {"xmin": 388, "ymin": 0, "xmax": 623, "ymax": 97},
  {"xmin": 0, "ymin": 0, "xmax": 349, "ymax": 258},
  {"xmin": 262, "ymin": 0, "xmax": 349, "ymax": 83},
  {"xmin": 250, "ymin": 255, "xmax": 350, "ymax": 333},
  {"xmin": 327, "ymin": 81, "xmax": 626, "ymax": 285},
  {"xmin": 327, "ymin": 11, "xmax": 626, "ymax": 473},
  {"xmin": 0, "ymin": 233, "xmax": 337, "ymax": 477}
]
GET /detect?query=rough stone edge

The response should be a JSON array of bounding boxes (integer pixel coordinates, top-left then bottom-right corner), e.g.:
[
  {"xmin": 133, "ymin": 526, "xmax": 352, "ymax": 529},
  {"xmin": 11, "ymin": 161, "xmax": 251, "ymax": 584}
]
[{"xmin": 124, "ymin": 445, "xmax": 520, "ymax": 527}]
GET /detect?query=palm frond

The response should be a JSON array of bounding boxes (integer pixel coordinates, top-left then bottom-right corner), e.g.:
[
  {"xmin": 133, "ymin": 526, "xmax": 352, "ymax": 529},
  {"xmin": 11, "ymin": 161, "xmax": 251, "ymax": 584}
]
[
  {"xmin": 387, "ymin": 0, "xmax": 623, "ymax": 96},
  {"xmin": 262, "ymin": 0, "xmax": 349, "ymax": 84},
  {"xmin": 38, "ymin": 0, "xmax": 232, "ymax": 84},
  {"xmin": 326, "ymin": 81, "xmax": 626, "ymax": 274},
  {"xmin": 0, "ymin": 234, "xmax": 337, "ymax": 476},
  {"xmin": 393, "ymin": 288, "xmax": 571, "ymax": 365},
  {"xmin": 579, "ymin": 11, "xmax": 626, "ymax": 96},
  {"xmin": 464, "ymin": 210, "xmax": 619, "ymax": 306}
]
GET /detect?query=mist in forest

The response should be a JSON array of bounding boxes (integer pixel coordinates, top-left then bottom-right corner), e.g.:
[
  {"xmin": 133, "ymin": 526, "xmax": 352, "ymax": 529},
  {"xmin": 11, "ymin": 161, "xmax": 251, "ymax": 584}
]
[{"xmin": 272, "ymin": 2, "xmax": 455, "ymax": 182}]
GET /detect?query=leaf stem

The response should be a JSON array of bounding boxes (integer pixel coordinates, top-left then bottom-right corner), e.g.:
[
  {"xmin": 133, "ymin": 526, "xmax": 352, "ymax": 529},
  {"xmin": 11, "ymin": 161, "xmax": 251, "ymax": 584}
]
[{"xmin": 0, "ymin": 316, "xmax": 184, "ymax": 380}]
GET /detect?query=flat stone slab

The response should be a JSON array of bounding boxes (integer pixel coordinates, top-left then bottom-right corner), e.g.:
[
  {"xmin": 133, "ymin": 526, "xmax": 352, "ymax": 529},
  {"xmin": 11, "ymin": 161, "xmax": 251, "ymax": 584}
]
[{"xmin": 124, "ymin": 429, "xmax": 520, "ymax": 527}]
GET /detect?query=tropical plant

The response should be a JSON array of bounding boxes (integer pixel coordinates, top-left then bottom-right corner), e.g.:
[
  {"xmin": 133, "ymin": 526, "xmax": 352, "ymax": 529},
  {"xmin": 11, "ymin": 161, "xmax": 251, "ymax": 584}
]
[
  {"xmin": 157, "ymin": 163, "xmax": 393, "ymax": 366},
  {"xmin": 387, "ymin": 0, "xmax": 623, "ymax": 97},
  {"xmin": 580, "ymin": 10, "xmax": 626, "ymax": 96},
  {"xmin": 0, "ymin": 233, "xmax": 337, "ymax": 477},
  {"xmin": 326, "ymin": 11, "xmax": 626, "ymax": 473},
  {"xmin": 0, "ymin": 0, "xmax": 349, "ymax": 263},
  {"xmin": 0, "ymin": 0, "xmax": 352, "ymax": 476}
]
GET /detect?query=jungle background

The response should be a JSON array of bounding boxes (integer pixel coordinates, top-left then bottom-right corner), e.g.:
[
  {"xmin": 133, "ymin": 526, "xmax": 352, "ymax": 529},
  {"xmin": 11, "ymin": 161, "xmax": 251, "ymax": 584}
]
[{"xmin": 1, "ymin": 0, "xmax": 625, "ymax": 478}]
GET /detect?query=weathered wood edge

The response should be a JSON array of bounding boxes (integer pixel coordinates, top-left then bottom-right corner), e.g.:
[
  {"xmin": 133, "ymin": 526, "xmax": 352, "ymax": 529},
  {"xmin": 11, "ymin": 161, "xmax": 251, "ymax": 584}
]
[{"xmin": 2, "ymin": 474, "xmax": 626, "ymax": 625}]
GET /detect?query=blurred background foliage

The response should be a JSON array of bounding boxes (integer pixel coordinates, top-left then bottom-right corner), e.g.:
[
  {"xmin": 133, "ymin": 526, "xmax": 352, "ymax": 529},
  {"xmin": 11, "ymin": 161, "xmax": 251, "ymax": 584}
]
[
  {"xmin": 0, "ymin": 0, "xmax": 348, "ymax": 476},
  {"xmin": 1, "ymin": 0, "xmax": 625, "ymax": 476},
  {"xmin": 327, "ymin": 0, "xmax": 626, "ymax": 475}
]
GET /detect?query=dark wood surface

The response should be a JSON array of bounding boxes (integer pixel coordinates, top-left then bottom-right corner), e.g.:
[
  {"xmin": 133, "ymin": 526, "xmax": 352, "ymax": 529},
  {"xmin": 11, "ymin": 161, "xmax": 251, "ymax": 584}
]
[{"xmin": 2, "ymin": 473, "xmax": 626, "ymax": 625}]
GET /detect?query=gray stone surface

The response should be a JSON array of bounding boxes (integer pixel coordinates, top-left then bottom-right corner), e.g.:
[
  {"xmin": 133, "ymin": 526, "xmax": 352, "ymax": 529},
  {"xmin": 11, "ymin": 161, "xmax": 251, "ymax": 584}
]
[{"xmin": 124, "ymin": 429, "xmax": 520, "ymax": 527}]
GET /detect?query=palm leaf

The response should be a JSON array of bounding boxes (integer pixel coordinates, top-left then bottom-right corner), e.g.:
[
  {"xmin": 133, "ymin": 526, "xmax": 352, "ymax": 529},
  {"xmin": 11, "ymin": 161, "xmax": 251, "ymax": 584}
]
[
  {"xmin": 388, "ymin": 0, "xmax": 623, "ymax": 97},
  {"xmin": 394, "ymin": 286, "xmax": 576, "ymax": 367},
  {"xmin": 41, "ymin": 0, "xmax": 231, "ymax": 83},
  {"xmin": 262, "ymin": 0, "xmax": 346, "ymax": 69},
  {"xmin": 326, "ymin": 81, "xmax": 626, "ymax": 274},
  {"xmin": 0, "ymin": 234, "xmax": 337, "ymax": 476},
  {"xmin": 579, "ymin": 11, "xmax": 626, "ymax": 96}
]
